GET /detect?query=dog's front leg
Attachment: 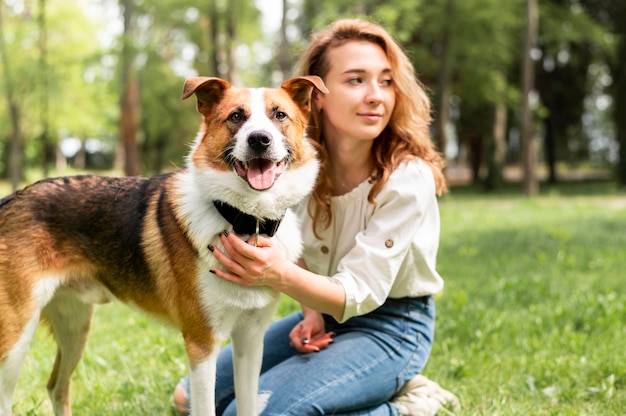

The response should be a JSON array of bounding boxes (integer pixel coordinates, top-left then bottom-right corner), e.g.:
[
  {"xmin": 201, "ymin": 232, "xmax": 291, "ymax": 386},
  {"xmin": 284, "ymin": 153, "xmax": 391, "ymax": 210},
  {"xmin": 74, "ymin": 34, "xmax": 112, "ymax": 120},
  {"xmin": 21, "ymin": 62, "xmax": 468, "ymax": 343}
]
[
  {"xmin": 230, "ymin": 306, "xmax": 277, "ymax": 416},
  {"xmin": 231, "ymin": 328, "xmax": 264, "ymax": 416},
  {"xmin": 186, "ymin": 342, "xmax": 220, "ymax": 416}
]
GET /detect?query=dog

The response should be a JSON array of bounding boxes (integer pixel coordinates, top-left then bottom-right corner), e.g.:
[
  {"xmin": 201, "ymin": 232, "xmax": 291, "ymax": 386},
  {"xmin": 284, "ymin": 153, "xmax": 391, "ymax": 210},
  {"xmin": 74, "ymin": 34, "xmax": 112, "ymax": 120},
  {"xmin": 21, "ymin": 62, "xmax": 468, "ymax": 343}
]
[{"xmin": 0, "ymin": 75, "xmax": 327, "ymax": 416}]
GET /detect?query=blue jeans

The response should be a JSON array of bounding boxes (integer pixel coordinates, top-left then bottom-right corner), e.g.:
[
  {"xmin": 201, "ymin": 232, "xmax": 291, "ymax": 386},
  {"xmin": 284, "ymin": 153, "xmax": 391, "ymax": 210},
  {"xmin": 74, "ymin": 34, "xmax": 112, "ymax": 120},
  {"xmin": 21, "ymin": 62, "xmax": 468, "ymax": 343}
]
[{"xmin": 203, "ymin": 296, "xmax": 435, "ymax": 416}]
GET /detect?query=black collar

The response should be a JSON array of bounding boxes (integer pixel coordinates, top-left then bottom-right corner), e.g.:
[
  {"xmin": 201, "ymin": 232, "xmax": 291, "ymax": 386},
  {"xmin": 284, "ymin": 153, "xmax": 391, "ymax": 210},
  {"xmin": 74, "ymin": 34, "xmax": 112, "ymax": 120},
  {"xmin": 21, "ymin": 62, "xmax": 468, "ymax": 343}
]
[{"xmin": 213, "ymin": 200, "xmax": 283, "ymax": 237}]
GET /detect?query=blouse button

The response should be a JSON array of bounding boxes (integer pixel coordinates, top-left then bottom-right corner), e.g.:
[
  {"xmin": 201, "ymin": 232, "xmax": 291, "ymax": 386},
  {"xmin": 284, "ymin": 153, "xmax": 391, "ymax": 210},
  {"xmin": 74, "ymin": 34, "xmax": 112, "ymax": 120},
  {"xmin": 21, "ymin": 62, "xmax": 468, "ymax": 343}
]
[
  {"xmin": 320, "ymin": 245, "xmax": 329, "ymax": 254},
  {"xmin": 385, "ymin": 239, "xmax": 394, "ymax": 248}
]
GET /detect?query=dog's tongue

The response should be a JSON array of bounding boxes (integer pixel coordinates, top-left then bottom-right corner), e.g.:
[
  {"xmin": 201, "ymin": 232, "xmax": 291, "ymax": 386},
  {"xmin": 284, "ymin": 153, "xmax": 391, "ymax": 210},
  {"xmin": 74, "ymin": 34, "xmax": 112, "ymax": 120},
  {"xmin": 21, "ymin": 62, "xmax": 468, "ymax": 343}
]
[{"xmin": 246, "ymin": 158, "xmax": 282, "ymax": 190}]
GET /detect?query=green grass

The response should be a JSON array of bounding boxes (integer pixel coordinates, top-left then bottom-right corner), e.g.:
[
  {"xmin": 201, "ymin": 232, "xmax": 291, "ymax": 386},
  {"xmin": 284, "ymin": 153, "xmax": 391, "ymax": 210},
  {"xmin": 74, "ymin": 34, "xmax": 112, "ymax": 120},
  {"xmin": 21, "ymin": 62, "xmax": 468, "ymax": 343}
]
[
  {"xmin": 430, "ymin": 182, "xmax": 626, "ymax": 415},
  {"xmin": 8, "ymin": 180, "xmax": 626, "ymax": 415}
]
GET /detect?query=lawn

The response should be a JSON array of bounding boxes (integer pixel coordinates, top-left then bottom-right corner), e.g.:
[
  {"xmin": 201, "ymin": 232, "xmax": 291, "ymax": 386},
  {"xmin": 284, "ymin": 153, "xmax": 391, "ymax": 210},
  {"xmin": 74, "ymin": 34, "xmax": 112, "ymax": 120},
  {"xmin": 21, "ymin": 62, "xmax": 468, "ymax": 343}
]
[
  {"xmin": 7, "ymin": 180, "xmax": 626, "ymax": 415},
  {"xmin": 431, "ymin": 181, "xmax": 626, "ymax": 415}
]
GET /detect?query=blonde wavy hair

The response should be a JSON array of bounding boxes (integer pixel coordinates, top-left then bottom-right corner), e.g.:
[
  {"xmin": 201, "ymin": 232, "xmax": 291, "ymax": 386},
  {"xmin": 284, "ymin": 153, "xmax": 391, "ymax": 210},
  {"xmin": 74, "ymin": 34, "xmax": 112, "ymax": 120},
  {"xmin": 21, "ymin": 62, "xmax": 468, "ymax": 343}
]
[{"xmin": 295, "ymin": 18, "xmax": 447, "ymax": 236}]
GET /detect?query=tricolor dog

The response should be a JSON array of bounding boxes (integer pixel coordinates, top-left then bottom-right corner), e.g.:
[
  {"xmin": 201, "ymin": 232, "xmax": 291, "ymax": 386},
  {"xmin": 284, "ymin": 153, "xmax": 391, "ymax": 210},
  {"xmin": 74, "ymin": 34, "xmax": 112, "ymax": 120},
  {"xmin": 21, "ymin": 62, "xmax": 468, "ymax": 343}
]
[{"xmin": 0, "ymin": 75, "xmax": 326, "ymax": 416}]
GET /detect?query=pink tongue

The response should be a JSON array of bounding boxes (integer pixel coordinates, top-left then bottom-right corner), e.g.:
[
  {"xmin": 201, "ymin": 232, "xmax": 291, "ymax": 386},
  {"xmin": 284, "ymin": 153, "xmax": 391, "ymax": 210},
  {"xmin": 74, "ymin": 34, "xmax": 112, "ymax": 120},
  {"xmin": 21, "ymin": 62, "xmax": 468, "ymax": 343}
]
[{"xmin": 247, "ymin": 159, "xmax": 278, "ymax": 190}]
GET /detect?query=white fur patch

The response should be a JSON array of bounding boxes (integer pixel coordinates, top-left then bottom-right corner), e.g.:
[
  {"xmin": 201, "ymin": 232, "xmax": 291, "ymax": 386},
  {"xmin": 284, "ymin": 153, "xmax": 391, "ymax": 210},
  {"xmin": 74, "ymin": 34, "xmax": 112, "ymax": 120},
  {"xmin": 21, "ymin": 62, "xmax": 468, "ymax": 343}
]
[
  {"xmin": 0, "ymin": 311, "xmax": 41, "ymax": 413},
  {"xmin": 33, "ymin": 277, "xmax": 61, "ymax": 308},
  {"xmin": 188, "ymin": 352, "xmax": 219, "ymax": 416}
]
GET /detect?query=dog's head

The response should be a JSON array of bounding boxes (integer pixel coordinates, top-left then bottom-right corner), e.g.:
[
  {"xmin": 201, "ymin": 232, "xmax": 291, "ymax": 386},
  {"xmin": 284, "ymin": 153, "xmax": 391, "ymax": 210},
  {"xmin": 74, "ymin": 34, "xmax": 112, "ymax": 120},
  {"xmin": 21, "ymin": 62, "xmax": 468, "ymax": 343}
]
[{"xmin": 181, "ymin": 76, "xmax": 327, "ymax": 218}]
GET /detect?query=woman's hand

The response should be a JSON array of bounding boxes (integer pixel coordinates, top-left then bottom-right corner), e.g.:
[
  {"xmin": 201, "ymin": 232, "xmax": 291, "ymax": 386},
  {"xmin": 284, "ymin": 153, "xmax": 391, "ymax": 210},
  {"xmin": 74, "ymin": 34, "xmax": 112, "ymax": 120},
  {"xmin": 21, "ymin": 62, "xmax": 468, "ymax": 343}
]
[
  {"xmin": 208, "ymin": 230, "xmax": 290, "ymax": 289},
  {"xmin": 209, "ymin": 230, "xmax": 348, "ymax": 322},
  {"xmin": 289, "ymin": 309, "xmax": 335, "ymax": 353}
]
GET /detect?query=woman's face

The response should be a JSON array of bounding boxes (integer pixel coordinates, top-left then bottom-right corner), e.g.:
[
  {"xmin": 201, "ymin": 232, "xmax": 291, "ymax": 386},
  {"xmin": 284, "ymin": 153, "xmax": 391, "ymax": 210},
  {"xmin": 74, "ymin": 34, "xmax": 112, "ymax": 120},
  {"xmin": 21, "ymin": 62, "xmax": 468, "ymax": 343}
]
[{"xmin": 316, "ymin": 40, "xmax": 396, "ymax": 145}]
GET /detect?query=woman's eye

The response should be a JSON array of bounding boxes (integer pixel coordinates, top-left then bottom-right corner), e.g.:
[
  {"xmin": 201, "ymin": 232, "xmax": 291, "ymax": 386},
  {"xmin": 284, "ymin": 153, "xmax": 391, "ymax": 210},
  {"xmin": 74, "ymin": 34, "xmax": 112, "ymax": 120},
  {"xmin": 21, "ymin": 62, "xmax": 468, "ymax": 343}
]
[
  {"xmin": 381, "ymin": 78, "xmax": 393, "ymax": 86},
  {"xmin": 348, "ymin": 77, "xmax": 363, "ymax": 85}
]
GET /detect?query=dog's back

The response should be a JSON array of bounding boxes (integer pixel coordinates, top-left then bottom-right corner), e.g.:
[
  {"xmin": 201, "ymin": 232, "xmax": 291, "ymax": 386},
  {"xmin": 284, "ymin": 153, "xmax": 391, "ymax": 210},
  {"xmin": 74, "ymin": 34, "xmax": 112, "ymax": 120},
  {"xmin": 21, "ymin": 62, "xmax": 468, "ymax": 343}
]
[{"xmin": 0, "ymin": 175, "xmax": 166, "ymax": 297}]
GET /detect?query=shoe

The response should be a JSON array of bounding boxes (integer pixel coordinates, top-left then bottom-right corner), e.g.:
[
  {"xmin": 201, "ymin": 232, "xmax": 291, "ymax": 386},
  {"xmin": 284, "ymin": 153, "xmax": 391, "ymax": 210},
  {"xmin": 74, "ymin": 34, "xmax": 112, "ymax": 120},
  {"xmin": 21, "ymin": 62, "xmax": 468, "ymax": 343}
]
[
  {"xmin": 172, "ymin": 377, "xmax": 190, "ymax": 416},
  {"xmin": 391, "ymin": 374, "xmax": 460, "ymax": 416}
]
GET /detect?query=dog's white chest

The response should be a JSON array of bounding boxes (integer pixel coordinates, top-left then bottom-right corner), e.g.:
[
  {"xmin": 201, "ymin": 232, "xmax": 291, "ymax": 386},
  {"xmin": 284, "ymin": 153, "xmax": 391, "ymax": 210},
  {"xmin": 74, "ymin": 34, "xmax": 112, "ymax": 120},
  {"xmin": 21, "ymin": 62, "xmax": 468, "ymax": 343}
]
[{"xmin": 198, "ymin": 272, "xmax": 280, "ymax": 338}]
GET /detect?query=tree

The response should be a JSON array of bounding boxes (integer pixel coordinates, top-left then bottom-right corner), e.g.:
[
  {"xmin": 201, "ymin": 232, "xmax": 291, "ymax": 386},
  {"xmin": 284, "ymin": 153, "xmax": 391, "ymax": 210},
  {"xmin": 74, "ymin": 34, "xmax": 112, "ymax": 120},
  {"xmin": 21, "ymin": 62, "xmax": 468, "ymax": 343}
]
[
  {"xmin": 118, "ymin": 0, "xmax": 141, "ymax": 176},
  {"xmin": 0, "ymin": 3, "xmax": 22, "ymax": 190},
  {"xmin": 616, "ymin": 36, "xmax": 626, "ymax": 186},
  {"xmin": 276, "ymin": 0, "xmax": 291, "ymax": 82},
  {"xmin": 441, "ymin": 0, "xmax": 523, "ymax": 189},
  {"xmin": 207, "ymin": 0, "xmax": 219, "ymax": 76},
  {"xmin": 431, "ymin": 0, "xmax": 455, "ymax": 156},
  {"xmin": 521, "ymin": 0, "xmax": 539, "ymax": 196},
  {"xmin": 0, "ymin": 0, "xmax": 118, "ymax": 180},
  {"xmin": 533, "ymin": 0, "xmax": 611, "ymax": 183},
  {"xmin": 38, "ymin": 0, "xmax": 53, "ymax": 176},
  {"xmin": 580, "ymin": 0, "xmax": 626, "ymax": 186},
  {"xmin": 188, "ymin": 0, "xmax": 261, "ymax": 82}
]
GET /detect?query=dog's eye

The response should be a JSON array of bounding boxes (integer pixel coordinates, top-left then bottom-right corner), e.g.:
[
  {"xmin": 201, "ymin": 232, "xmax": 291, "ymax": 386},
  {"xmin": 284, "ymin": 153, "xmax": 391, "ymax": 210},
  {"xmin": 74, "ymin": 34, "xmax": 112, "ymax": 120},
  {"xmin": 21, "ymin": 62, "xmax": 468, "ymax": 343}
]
[
  {"xmin": 275, "ymin": 111, "xmax": 288, "ymax": 121},
  {"xmin": 228, "ymin": 111, "xmax": 244, "ymax": 124}
]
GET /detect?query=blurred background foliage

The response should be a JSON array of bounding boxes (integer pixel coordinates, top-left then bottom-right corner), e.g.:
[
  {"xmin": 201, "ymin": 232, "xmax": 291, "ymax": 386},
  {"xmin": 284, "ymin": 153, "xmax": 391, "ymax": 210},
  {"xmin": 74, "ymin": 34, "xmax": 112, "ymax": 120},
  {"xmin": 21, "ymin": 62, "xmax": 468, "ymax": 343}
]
[{"xmin": 0, "ymin": 0, "xmax": 624, "ymax": 193}]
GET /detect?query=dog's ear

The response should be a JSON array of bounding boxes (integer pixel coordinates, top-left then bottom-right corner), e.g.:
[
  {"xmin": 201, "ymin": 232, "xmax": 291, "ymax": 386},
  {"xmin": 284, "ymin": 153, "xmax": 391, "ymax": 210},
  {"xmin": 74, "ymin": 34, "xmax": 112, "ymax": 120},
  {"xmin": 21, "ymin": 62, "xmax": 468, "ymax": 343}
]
[
  {"xmin": 280, "ymin": 76, "xmax": 329, "ymax": 114},
  {"xmin": 182, "ymin": 77, "xmax": 231, "ymax": 116}
]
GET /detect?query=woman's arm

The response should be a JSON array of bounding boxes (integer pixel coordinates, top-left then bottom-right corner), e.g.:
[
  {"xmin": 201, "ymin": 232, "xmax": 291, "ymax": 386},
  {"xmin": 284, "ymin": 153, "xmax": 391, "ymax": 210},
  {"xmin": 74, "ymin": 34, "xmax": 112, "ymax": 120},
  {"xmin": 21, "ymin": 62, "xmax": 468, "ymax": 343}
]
[{"xmin": 208, "ymin": 230, "xmax": 346, "ymax": 321}]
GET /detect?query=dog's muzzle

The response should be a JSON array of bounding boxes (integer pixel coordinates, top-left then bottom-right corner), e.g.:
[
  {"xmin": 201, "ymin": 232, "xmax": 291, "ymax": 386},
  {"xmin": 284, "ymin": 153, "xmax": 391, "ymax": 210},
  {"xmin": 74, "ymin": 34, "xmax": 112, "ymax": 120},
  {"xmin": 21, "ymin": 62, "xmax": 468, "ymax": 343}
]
[{"xmin": 233, "ymin": 131, "xmax": 287, "ymax": 191}]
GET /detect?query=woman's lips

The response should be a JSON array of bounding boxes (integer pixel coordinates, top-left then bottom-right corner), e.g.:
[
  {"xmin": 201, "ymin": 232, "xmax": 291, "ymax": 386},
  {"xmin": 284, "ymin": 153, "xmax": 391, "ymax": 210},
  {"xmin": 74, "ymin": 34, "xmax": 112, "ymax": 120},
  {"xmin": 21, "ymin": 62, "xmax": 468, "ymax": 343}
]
[{"xmin": 358, "ymin": 112, "xmax": 383, "ymax": 122}]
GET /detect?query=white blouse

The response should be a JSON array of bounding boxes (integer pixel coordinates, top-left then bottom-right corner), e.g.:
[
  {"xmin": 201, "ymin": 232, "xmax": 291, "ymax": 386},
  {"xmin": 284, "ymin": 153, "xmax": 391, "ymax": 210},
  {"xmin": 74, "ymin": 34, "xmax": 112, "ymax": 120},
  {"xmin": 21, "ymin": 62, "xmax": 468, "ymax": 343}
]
[{"xmin": 297, "ymin": 159, "xmax": 444, "ymax": 322}]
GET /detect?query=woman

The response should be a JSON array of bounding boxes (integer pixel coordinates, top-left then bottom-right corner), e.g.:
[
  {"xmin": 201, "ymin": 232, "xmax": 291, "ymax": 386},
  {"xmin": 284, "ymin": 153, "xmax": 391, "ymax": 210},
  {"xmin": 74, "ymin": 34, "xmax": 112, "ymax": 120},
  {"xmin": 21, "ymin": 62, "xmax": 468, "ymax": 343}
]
[{"xmin": 174, "ymin": 18, "xmax": 459, "ymax": 415}]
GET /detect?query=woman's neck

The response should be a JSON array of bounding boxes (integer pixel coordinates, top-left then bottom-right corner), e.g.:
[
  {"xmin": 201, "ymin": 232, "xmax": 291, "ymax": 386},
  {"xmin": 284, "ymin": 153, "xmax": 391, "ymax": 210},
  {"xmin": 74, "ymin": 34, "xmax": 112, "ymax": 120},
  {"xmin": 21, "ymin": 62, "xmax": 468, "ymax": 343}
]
[{"xmin": 327, "ymin": 141, "xmax": 374, "ymax": 196}]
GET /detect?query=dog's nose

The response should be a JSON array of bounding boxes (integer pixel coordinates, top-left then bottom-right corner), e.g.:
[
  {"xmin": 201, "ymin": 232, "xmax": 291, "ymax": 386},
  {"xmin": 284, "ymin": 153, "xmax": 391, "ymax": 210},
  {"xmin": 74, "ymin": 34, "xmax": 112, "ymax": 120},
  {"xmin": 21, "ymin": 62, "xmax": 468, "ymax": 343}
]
[{"xmin": 248, "ymin": 131, "xmax": 272, "ymax": 153}]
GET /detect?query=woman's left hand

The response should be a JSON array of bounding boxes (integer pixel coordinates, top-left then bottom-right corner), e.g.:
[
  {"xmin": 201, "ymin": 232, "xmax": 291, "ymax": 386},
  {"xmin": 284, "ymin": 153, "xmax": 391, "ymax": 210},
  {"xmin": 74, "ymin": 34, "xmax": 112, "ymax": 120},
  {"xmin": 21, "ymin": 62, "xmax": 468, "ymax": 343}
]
[{"xmin": 208, "ymin": 230, "xmax": 288, "ymax": 288}]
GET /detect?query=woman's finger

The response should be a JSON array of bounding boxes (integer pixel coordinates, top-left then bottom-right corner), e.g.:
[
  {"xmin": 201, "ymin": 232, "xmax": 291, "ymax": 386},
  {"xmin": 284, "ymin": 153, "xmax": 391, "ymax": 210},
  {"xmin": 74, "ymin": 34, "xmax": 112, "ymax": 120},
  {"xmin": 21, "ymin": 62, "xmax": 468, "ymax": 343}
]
[
  {"xmin": 209, "ymin": 267, "xmax": 251, "ymax": 286},
  {"xmin": 222, "ymin": 230, "xmax": 257, "ymax": 260},
  {"xmin": 308, "ymin": 332, "xmax": 335, "ymax": 350},
  {"xmin": 211, "ymin": 242, "xmax": 247, "ymax": 277}
]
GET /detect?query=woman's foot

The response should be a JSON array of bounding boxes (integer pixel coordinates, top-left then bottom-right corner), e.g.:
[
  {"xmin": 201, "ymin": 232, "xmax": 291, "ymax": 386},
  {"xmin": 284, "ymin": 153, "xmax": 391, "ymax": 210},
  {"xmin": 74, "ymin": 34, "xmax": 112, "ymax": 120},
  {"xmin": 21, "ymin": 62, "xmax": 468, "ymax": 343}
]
[
  {"xmin": 172, "ymin": 378, "xmax": 190, "ymax": 416},
  {"xmin": 391, "ymin": 374, "xmax": 460, "ymax": 416}
]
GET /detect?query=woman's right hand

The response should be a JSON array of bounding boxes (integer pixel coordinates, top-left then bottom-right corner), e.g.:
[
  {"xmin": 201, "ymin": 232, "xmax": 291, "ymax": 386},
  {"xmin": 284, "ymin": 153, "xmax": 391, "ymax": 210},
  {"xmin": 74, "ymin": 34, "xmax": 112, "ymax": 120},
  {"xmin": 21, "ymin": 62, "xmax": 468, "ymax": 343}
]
[{"xmin": 289, "ymin": 308, "xmax": 335, "ymax": 353}]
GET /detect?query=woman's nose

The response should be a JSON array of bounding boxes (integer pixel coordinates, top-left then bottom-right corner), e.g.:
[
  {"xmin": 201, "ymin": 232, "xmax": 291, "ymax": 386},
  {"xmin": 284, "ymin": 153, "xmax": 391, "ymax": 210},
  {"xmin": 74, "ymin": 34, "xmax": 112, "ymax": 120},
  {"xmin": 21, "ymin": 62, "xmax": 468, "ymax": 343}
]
[{"xmin": 365, "ymin": 82, "xmax": 383, "ymax": 104}]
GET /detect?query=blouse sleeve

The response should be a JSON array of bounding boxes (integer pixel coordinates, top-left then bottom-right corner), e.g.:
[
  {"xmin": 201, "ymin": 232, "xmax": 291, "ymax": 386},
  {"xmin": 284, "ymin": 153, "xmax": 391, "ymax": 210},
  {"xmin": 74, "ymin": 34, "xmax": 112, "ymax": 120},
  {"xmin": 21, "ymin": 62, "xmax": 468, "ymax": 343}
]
[{"xmin": 333, "ymin": 161, "xmax": 438, "ymax": 321}]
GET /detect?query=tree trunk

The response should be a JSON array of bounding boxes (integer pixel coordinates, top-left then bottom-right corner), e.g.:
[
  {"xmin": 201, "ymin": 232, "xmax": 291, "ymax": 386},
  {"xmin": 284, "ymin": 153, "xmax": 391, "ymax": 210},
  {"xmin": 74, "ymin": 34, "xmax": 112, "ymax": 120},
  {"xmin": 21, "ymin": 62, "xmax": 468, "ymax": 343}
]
[
  {"xmin": 207, "ymin": 0, "xmax": 219, "ymax": 77},
  {"xmin": 614, "ymin": 36, "xmax": 626, "ymax": 186},
  {"xmin": 118, "ymin": 0, "xmax": 141, "ymax": 176},
  {"xmin": 39, "ymin": 0, "xmax": 53, "ymax": 177},
  {"xmin": 276, "ymin": 0, "xmax": 291, "ymax": 82},
  {"xmin": 485, "ymin": 102, "xmax": 507, "ymax": 190},
  {"xmin": 0, "ymin": 5, "xmax": 23, "ymax": 190},
  {"xmin": 301, "ymin": 0, "xmax": 321, "ymax": 36},
  {"xmin": 521, "ymin": 0, "xmax": 539, "ymax": 196},
  {"xmin": 543, "ymin": 116, "xmax": 557, "ymax": 183},
  {"xmin": 224, "ymin": 0, "xmax": 237, "ymax": 83},
  {"xmin": 120, "ymin": 76, "xmax": 141, "ymax": 176},
  {"xmin": 433, "ymin": 0, "xmax": 455, "ymax": 155}
]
